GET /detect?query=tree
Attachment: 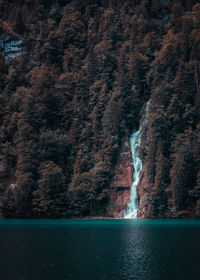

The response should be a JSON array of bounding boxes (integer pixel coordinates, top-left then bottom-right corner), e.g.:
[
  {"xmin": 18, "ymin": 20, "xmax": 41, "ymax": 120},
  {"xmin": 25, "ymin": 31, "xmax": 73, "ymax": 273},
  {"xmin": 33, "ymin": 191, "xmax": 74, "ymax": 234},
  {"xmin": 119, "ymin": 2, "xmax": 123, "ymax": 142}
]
[
  {"xmin": 170, "ymin": 131, "xmax": 195, "ymax": 214},
  {"xmin": 33, "ymin": 161, "xmax": 67, "ymax": 217}
]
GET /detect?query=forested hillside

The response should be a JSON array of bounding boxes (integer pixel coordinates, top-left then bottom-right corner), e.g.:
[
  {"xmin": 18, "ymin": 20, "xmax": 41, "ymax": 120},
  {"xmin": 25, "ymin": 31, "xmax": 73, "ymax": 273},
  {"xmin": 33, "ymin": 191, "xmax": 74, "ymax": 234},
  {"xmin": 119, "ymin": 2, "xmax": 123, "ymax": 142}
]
[{"xmin": 0, "ymin": 0, "xmax": 200, "ymax": 218}]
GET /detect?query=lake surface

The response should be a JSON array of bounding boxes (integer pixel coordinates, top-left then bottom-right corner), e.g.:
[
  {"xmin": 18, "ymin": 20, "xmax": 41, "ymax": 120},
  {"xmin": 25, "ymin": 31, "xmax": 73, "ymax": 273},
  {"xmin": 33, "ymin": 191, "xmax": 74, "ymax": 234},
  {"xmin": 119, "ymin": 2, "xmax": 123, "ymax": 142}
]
[{"xmin": 0, "ymin": 219, "xmax": 200, "ymax": 280}]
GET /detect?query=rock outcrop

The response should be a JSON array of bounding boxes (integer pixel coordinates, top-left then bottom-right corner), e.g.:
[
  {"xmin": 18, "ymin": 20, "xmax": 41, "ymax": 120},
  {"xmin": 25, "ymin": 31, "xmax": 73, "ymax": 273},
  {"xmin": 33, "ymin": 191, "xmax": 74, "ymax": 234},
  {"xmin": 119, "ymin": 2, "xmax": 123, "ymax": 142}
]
[
  {"xmin": 137, "ymin": 163, "xmax": 151, "ymax": 218},
  {"xmin": 108, "ymin": 138, "xmax": 133, "ymax": 218},
  {"xmin": 0, "ymin": 36, "xmax": 22, "ymax": 63},
  {"xmin": 0, "ymin": 0, "xmax": 199, "ymax": 218}
]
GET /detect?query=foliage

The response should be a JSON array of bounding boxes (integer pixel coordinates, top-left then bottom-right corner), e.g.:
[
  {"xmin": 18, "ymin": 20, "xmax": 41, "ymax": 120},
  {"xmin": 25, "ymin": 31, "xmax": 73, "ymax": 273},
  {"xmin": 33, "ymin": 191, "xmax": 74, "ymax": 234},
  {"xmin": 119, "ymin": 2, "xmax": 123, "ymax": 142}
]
[{"xmin": 0, "ymin": 0, "xmax": 200, "ymax": 218}]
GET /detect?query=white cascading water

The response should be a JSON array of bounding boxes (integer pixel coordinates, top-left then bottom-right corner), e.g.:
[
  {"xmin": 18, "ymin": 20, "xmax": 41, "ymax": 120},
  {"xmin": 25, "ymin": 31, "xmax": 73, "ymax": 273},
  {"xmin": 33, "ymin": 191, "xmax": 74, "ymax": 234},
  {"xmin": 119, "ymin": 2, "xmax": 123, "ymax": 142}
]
[{"xmin": 123, "ymin": 102, "xmax": 150, "ymax": 219}]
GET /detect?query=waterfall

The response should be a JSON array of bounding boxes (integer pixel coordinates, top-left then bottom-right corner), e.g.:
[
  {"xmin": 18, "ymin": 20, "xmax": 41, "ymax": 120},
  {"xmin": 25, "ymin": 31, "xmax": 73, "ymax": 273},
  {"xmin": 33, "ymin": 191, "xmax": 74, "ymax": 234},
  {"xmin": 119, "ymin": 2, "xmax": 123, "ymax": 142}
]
[{"xmin": 123, "ymin": 101, "xmax": 150, "ymax": 219}]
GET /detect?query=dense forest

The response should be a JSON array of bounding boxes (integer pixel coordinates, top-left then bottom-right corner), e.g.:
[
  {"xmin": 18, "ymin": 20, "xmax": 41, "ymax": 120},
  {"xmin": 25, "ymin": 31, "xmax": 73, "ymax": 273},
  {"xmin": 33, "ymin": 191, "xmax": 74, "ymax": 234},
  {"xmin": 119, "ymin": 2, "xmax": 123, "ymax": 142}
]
[{"xmin": 0, "ymin": 0, "xmax": 200, "ymax": 218}]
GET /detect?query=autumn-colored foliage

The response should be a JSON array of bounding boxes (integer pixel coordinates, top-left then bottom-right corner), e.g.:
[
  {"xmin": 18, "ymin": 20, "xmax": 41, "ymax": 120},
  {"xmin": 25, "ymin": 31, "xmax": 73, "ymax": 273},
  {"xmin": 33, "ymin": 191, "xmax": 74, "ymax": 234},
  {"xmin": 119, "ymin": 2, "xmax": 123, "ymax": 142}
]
[{"xmin": 0, "ymin": 0, "xmax": 200, "ymax": 218}]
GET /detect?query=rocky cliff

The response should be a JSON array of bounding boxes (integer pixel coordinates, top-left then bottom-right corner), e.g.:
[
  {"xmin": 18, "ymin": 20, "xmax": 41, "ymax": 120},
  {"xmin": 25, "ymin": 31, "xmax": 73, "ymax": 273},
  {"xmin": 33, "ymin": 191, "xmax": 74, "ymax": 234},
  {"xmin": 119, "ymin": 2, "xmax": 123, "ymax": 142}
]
[
  {"xmin": 108, "ymin": 138, "xmax": 132, "ymax": 218},
  {"xmin": 0, "ymin": 0, "xmax": 200, "ymax": 218}
]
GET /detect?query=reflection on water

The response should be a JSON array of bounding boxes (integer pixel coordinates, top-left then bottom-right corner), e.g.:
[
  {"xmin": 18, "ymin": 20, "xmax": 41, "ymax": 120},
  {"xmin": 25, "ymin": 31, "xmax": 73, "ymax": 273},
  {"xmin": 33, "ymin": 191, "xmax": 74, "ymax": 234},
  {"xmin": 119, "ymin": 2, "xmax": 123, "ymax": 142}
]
[
  {"xmin": 0, "ymin": 220, "xmax": 200, "ymax": 280},
  {"xmin": 120, "ymin": 223, "xmax": 200, "ymax": 280},
  {"xmin": 120, "ymin": 229, "xmax": 154, "ymax": 280}
]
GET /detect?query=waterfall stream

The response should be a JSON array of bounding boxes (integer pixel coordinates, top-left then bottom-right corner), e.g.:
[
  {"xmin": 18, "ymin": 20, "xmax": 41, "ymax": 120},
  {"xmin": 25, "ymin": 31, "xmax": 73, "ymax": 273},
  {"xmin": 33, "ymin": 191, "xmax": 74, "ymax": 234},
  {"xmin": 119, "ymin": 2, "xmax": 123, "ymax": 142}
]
[{"xmin": 123, "ymin": 102, "xmax": 149, "ymax": 219}]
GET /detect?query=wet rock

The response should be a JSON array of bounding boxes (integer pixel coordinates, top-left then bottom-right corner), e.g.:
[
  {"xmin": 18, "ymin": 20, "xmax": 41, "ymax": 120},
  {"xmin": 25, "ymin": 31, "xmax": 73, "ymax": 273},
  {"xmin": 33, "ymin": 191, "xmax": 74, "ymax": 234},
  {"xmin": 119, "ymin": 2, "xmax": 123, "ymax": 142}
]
[{"xmin": 108, "ymin": 138, "xmax": 132, "ymax": 218}]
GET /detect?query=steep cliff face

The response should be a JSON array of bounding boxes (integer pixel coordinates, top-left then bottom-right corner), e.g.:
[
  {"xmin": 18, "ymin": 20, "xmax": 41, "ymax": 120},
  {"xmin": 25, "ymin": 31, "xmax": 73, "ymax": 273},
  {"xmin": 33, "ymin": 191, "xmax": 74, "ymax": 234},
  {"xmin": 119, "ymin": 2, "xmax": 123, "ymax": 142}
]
[
  {"xmin": 137, "ymin": 163, "xmax": 153, "ymax": 218},
  {"xmin": 0, "ymin": 0, "xmax": 200, "ymax": 218},
  {"xmin": 138, "ymin": 94, "xmax": 200, "ymax": 218},
  {"xmin": 108, "ymin": 138, "xmax": 132, "ymax": 218}
]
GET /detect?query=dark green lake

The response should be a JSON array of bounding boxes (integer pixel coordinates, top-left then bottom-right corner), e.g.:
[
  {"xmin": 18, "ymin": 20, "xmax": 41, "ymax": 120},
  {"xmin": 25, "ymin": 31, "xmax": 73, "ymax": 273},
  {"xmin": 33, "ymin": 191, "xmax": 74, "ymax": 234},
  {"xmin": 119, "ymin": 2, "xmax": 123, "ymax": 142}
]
[{"xmin": 0, "ymin": 219, "xmax": 200, "ymax": 280}]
